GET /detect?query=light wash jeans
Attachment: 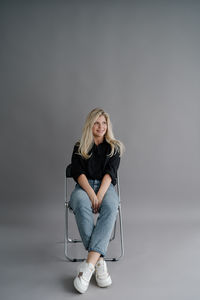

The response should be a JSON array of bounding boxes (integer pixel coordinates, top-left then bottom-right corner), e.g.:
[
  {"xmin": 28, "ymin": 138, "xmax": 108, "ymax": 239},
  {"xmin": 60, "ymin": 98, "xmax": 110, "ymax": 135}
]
[{"xmin": 69, "ymin": 179, "xmax": 120, "ymax": 257}]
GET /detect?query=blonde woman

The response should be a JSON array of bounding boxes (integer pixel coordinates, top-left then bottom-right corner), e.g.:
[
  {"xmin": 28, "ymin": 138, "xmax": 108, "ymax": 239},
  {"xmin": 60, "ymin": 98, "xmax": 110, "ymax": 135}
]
[{"xmin": 69, "ymin": 108, "xmax": 125, "ymax": 294}]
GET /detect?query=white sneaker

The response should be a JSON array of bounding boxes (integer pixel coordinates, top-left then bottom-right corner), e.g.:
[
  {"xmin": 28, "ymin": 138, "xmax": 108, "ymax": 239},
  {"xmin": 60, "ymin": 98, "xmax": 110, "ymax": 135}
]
[
  {"xmin": 73, "ymin": 260, "xmax": 95, "ymax": 294},
  {"xmin": 95, "ymin": 259, "xmax": 112, "ymax": 287}
]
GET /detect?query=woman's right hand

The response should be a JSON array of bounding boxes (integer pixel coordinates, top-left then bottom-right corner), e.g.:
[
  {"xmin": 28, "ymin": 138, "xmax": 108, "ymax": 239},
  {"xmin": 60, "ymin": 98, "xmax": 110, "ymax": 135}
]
[
  {"xmin": 77, "ymin": 174, "xmax": 99, "ymax": 213},
  {"xmin": 90, "ymin": 195, "xmax": 99, "ymax": 214}
]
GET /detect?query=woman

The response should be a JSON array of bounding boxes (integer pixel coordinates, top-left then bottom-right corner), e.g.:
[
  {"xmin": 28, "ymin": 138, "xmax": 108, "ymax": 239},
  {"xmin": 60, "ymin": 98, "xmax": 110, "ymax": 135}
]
[{"xmin": 69, "ymin": 108, "xmax": 125, "ymax": 294}]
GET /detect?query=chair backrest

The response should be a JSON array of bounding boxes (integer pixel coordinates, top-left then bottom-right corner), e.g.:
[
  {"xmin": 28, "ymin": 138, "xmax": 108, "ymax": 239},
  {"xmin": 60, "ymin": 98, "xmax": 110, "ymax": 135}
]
[{"xmin": 66, "ymin": 164, "xmax": 72, "ymax": 178}]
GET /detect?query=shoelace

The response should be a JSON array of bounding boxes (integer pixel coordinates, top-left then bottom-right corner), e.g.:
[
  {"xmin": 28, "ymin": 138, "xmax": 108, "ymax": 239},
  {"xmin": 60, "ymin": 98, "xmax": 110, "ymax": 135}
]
[
  {"xmin": 96, "ymin": 262, "xmax": 109, "ymax": 279},
  {"xmin": 79, "ymin": 264, "xmax": 94, "ymax": 282}
]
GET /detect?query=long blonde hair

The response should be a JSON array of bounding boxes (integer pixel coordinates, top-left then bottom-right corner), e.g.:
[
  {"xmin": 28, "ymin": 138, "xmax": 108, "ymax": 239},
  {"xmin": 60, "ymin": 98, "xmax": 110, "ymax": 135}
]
[{"xmin": 76, "ymin": 108, "xmax": 125, "ymax": 159}]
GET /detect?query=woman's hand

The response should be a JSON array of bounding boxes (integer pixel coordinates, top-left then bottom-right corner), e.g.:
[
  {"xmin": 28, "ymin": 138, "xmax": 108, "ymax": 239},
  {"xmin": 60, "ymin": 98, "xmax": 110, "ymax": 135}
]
[
  {"xmin": 77, "ymin": 174, "xmax": 99, "ymax": 213},
  {"xmin": 96, "ymin": 193, "xmax": 103, "ymax": 212},
  {"xmin": 90, "ymin": 195, "xmax": 99, "ymax": 214},
  {"xmin": 96, "ymin": 174, "xmax": 111, "ymax": 212}
]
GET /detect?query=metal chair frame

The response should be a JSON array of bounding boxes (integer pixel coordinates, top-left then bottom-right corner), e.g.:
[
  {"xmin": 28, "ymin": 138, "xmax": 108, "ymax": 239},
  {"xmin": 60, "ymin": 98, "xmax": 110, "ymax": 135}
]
[{"xmin": 64, "ymin": 164, "xmax": 124, "ymax": 262}]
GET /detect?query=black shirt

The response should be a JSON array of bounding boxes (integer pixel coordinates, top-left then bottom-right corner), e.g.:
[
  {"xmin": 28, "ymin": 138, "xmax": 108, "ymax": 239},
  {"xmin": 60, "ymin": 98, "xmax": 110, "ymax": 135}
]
[{"xmin": 71, "ymin": 139, "xmax": 120, "ymax": 185}]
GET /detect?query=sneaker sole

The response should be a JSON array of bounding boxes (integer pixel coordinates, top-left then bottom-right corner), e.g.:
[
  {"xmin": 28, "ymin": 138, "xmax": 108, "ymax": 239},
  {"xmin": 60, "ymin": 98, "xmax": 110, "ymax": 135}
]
[
  {"xmin": 96, "ymin": 278, "xmax": 112, "ymax": 288},
  {"xmin": 73, "ymin": 278, "xmax": 87, "ymax": 294}
]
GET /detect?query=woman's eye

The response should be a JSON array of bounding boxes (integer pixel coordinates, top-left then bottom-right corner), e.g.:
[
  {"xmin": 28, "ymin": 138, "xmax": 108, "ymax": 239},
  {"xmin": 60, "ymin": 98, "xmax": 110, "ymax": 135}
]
[{"xmin": 94, "ymin": 121, "xmax": 106, "ymax": 125}]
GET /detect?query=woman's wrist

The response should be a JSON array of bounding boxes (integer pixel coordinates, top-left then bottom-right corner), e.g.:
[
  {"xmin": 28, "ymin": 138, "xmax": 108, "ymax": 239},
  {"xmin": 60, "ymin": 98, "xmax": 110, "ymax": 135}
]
[
  {"xmin": 97, "ymin": 191, "xmax": 104, "ymax": 201},
  {"xmin": 88, "ymin": 190, "xmax": 97, "ymax": 201}
]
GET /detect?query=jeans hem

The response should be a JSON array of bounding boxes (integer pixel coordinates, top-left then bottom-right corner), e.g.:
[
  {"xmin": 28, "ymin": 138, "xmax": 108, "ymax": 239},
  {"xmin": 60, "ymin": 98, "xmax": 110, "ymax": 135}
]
[{"xmin": 87, "ymin": 248, "xmax": 105, "ymax": 257}]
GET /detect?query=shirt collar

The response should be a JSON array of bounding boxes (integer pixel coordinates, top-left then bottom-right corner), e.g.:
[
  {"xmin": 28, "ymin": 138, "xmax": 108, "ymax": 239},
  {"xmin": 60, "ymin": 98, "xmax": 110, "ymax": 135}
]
[{"xmin": 94, "ymin": 137, "xmax": 107, "ymax": 147}]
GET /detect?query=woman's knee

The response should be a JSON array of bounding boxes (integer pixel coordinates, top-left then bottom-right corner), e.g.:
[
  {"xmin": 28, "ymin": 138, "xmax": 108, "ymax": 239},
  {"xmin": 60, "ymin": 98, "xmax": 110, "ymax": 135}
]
[
  {"xmin": 101, "ymin": 191, "xmax": 119, "ymax": 214},
  {"xmin": 69, "ymin": 187, "xmax": 91, "ymax": 212}
]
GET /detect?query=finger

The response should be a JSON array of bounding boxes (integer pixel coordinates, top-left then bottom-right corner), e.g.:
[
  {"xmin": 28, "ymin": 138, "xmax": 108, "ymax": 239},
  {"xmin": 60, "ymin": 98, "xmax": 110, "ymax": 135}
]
[
  {"xmin": 94, "ymin": 198, "xmax": 98, "ymax": 211},
  {"xmin": 97, "ymin": 201, "xmax": 102, "ymax": 212},
  {"xmin": 96, "ymin": 198, "xmax": 99, "ymax": 212},
  {"xmin": 92, "ymin": 203, "xmax": 96, "ymax": 213},
  {"xmin": 92, "ymin": 199, "xmax": 96, "ymax": 211}
]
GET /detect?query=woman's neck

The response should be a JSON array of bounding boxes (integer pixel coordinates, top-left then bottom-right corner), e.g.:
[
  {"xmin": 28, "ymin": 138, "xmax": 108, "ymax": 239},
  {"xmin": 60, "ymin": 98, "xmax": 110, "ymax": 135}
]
[{"xmin": 94, "ymin": 136, "xmax": 104, "ymax": 146}]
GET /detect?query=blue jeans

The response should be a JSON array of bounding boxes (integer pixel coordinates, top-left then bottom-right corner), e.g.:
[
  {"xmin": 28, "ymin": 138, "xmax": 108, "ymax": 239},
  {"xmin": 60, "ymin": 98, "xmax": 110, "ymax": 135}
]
[{"xmin": 69, "ymin": 179, "xmax": 120, "ymax": 257}]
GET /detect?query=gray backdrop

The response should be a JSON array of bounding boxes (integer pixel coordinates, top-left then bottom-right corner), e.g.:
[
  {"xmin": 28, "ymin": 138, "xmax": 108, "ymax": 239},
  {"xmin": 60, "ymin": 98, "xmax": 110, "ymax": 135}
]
[{"xmin": 1, "ymin": 0, "xmax": 200, "ymax": 299}]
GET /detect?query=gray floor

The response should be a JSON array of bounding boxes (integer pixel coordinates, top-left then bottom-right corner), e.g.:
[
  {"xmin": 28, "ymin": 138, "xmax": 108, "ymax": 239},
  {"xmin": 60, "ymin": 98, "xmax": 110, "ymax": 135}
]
[{"xmin": 1, "ymin": 198, "xmax": 200, "ymax": 300}]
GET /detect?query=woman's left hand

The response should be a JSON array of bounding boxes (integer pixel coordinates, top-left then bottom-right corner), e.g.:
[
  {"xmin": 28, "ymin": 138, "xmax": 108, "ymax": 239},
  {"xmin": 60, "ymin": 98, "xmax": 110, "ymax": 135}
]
[
  {"xmin": 96, "ymin": 194, "xmax": 103, "ymax": 212},
  {"xmin": 96, "ymin": 174, "xmax": 111, "ymax": 212}
]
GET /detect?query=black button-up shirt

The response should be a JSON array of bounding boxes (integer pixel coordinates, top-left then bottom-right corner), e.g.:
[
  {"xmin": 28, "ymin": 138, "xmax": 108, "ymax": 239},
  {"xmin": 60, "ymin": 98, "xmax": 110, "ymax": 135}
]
[{"xmin": 71, "ymin": 139, "xmax": 120, "ymax": 185}]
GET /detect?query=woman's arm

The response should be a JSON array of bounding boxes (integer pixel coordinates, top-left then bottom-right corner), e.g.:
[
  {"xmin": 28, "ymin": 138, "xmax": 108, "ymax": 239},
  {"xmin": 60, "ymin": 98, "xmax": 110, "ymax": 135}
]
[
  {"xmin": 77, "ymin": 174, "xmax": 99, "ymax": 213},
  {"xmin": 96, "ymin": 174, "xmax": 112, "ymax": 211}
]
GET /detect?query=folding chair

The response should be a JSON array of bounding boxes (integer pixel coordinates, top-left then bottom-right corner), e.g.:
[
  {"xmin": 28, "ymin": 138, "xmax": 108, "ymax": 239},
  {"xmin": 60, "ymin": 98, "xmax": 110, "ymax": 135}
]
[{"xmin": 64, "ymin": 164, "xmax": 124, "ymax": 262}]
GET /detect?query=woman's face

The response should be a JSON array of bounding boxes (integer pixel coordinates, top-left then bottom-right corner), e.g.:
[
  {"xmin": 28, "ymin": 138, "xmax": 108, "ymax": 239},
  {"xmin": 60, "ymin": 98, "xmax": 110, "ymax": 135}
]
[{"xmin": 92, "ymin": 115, "xmax": 107, "ymax": 139}]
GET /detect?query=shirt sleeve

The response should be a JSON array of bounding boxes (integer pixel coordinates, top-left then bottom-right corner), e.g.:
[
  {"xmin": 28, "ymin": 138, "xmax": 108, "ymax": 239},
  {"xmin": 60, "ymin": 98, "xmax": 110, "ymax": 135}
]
[
  {"xmin": 71, "ymin": 144, "xmax": 86, "ymax": 182},
  {"xmin": 103, "ymin": 149, "xmax": 120, "ymax": 185}
]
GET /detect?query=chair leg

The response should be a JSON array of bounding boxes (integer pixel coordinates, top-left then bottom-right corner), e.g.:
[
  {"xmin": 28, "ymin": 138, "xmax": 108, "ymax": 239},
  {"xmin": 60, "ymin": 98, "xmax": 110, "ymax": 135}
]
[
  {"xmin": 117, "ymin": 204, "xmax": 125, "ymax": 259},
  {"xmin": 64, "ymin": 178, "xmax": 83, "ymax": 261},
  {"xmin": 104, "ymin": 204, "xmax": 124, "ymax": 261},
  {"xmin": 64, "ymin": 202, "xmax": 85, "ymax": 261},
  {"xmin": 109, "ymin": 218, "xmax": 117, "ymax": 241}
]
